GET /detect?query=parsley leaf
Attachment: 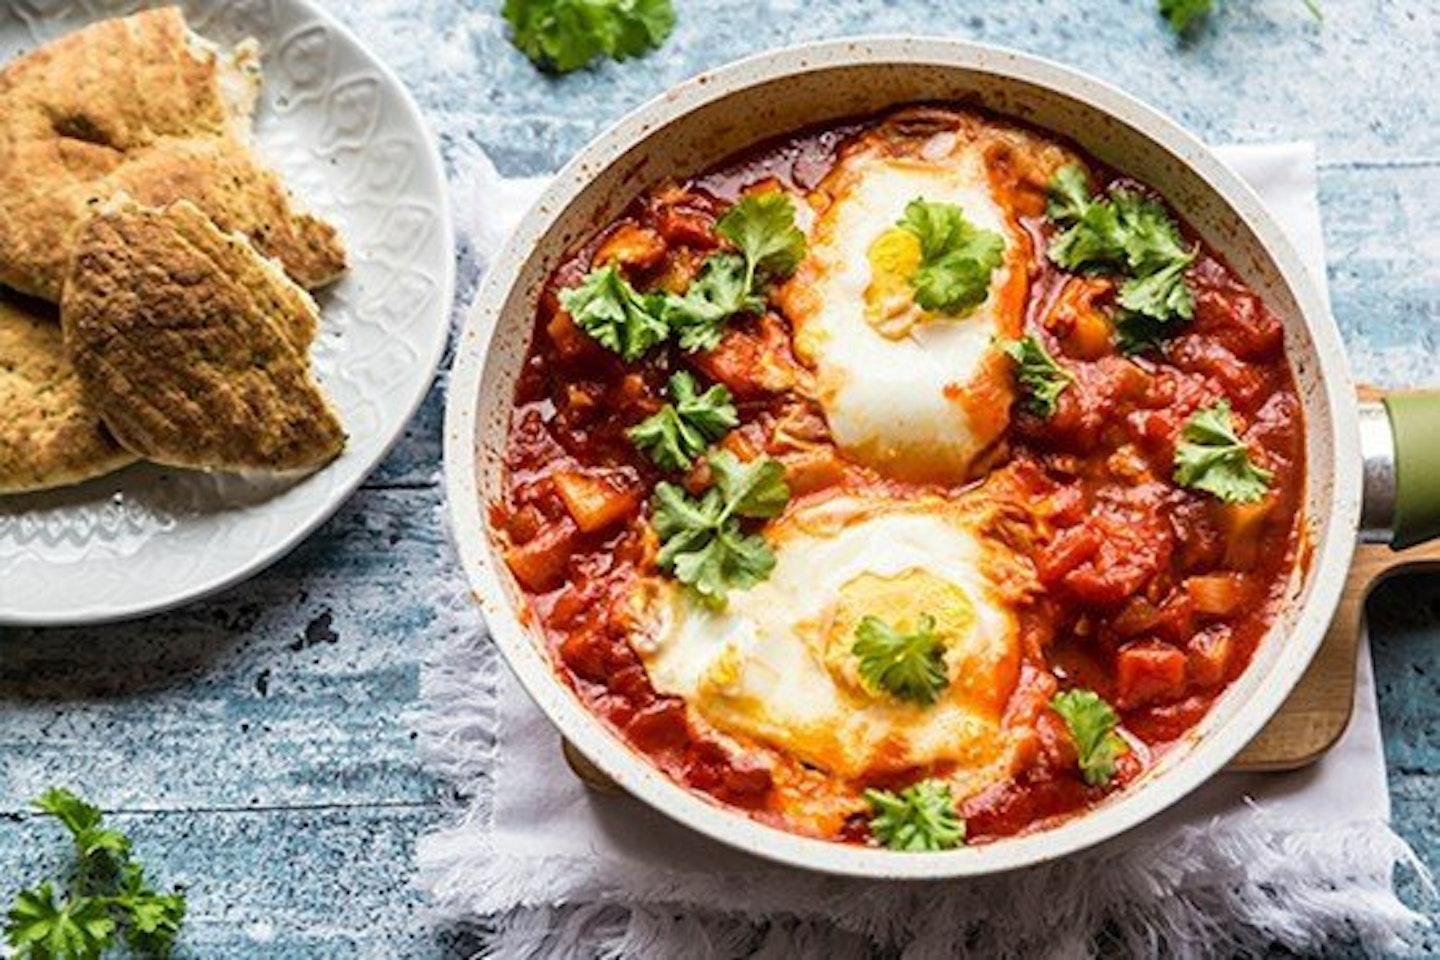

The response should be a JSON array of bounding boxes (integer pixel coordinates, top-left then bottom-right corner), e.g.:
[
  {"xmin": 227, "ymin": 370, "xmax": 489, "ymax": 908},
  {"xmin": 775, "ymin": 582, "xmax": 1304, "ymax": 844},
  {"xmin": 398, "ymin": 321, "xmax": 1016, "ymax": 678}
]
[
  {"xmin": 559, "ymin": 264, "xmax": 669, "ymax": 361},
  {"xmin": 852, "ymin": 614, "xmax": 950, "ymax": 705},
  {"xmin": 627, "ymin": 371, "xmax": 738, "ymax": 471},
  {"xmin": 863, "ymin": 780, "xmax": 966, "ymax": 851},
  {"xmin": 896, "ymin": 198, "xmax": 1006, "ymax": 316},
  {"xmin": 661, "ymin": 253, "xmax": 760, "ymax": 353},
  {"xmin": 1117, "ymin": 255, "xmax": 1196, "ymax": 324},
  {"xmin": 1046, "ymin": 164, "xmax": 1096, "ymax": 224},
  {"xmin": 1001, "ymin": 335, "xmax": 1073, "ymax": 418},
  {"xmin": 658, "ymin": 194, "xmax": 805, "ymax": 353},
  {"xmin": 1051, "ymin": 689, "xmax": 1129, "ymax": 786},
  {"xmin": 6, "ymin": 788, "xmax": 186, "ymax": 960},
  {"xmin": 715, "ymin": 193, "xmax": 806, "ymax": 291},
  {"xmin": 116, "ymin": 866, "xmax": 185, "ymax": 958},
  {"xmin": 1045, "ymin": 166, "xmax": 1198, "ymax": 344},
  {"xmin": 502, "ymin": 0, "xmax": 675, "ymax": 74},
  {"xmin": 1173, "ymin": 400, "xmax": 1274, "ymax": 503},
  {"xmin": 651, "ymin": 451, "xmax": 789, "ymax": 606},
  {"xmin": 6, "ymin": 885, "xmax": 114, "ymax": 960}
]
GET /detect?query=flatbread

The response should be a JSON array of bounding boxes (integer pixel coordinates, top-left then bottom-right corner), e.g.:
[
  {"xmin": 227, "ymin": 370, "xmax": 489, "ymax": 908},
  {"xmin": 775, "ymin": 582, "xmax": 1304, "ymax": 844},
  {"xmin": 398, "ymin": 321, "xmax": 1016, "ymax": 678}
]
[
  {"xmin": 0, "ymin": 6, "xmax": 346, "ymax": 302},
  {"xmin": 0, "ymin": 294, "xmax": 137, "ymax": 494},
  {"xmin": 61, "ymin": 199, "xmax": 345, "ymax": 474}
]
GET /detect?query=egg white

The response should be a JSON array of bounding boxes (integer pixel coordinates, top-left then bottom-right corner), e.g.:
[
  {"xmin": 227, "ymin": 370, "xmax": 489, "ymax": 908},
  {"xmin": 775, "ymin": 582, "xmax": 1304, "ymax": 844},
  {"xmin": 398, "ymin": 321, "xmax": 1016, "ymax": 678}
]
[
  {"xmin": 635, "ymin": 491, "xmax": 1033, "ymax": 794},
  {"xmin": 779, "ymin": 139, "xmax": 1027, "ymax": 482}
]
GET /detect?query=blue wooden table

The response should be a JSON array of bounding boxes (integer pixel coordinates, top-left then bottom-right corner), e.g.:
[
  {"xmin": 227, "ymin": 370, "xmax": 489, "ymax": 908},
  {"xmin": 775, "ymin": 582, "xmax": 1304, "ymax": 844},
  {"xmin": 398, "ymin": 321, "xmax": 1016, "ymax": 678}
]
[{"xmin": 2, "ymin": 1, "xmax": 1437, "ymax": 956}]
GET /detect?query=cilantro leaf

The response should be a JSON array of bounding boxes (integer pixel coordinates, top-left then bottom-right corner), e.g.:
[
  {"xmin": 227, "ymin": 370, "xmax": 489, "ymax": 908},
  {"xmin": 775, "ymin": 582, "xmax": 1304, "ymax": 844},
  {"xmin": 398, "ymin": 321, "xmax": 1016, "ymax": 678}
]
[
  {"xmin": 707, "ymin": 449, "xmax": 789, "ymax": 520},
  {"xmin": 502, "ymin": 0, "xmax": 675, "ymax": 74},
  {"xmin": 659, "ymin": 194, "xmax": 804, "ymax": 352},
  {"xmin": 1117, "ymin": 254, "xmax": 1196, "ymax": 324},
  {"xmin": 863, "ymin": 780, "xmax": 966, "ymax": 851},
  {"xmin": 1044, "ymin": 168, "xmax": 1197, "ymax": 343},
  {"xmin": 1048, "ymin": 202, "xmax": 1125, "ymax": 274},
  {"xmin": 1046, "ymin": 164, "xmax": 1097, "ymax": 224},
  {"xmin": 715, "ymin": 193, "xmax": 806, "ymax": 289},
  {"xmin": 896, "ymin": 198, "xmax": 1006, "ymax": 316},
  {"xmin": 852, "ymin": 614, "xmax": 950, "ymax": 705},
  {"xmin": 627, "ymin": 371, "xmax": 738, "ymax": 471},
  {"xmin": 1112, "ymin": 191, "xmax": 1190, "ymax": 273},
  {"xmin": 650, "ymin": 451, "xmax": 789, "ymax": 606},
  {"xmin": 6, "ymin": 884, "xmax": 114, "ymax": 960},
  {"xmin": 559, "ymin": 264, "xmax": 669, "ymax": 361},
  {"xmin": 1051, "ymin": 688, "xmax": 1129, "ymax": 786},
  {"xmin": 1001, "ymin": 335, "xmax": 1073, "ymax": 418},
  {"xmin": 660, "ymin": 253, "xmax": 760, "ymax": 353},
  {"xmin": 1173, "ymin": 400, "xmax": 1274, "ymax": 503}
]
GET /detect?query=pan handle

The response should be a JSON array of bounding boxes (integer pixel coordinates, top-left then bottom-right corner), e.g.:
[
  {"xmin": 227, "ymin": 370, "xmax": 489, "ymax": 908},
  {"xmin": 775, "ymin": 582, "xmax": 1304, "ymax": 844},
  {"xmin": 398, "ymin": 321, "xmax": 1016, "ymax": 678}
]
[{"xmin": 1361, "ymin": 393, "xmax": 1440, "ymax": 549}]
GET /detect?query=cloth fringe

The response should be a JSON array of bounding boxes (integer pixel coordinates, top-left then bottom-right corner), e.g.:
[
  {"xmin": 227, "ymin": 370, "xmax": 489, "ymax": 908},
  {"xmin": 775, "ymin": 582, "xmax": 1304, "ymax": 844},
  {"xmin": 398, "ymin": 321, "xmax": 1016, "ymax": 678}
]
[{"xmin": 415, "ymin": 622, "xmax": 1432, "ymax": 960}]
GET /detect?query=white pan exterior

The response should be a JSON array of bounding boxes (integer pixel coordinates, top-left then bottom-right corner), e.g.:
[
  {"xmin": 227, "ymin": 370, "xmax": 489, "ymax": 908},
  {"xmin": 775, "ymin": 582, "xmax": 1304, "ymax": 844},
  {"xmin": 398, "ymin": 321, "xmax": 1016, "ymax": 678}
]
[{"xmin": 444, "ymin": 38, "xmax": 1360, "ymax": 879}]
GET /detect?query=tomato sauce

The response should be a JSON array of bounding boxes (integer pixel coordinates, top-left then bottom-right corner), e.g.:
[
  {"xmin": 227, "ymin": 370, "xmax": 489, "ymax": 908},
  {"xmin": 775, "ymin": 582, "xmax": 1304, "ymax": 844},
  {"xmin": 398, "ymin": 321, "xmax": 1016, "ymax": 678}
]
[{"xmin": 491, "ymin": 106, "xmax": 1306, "ymax": 845}]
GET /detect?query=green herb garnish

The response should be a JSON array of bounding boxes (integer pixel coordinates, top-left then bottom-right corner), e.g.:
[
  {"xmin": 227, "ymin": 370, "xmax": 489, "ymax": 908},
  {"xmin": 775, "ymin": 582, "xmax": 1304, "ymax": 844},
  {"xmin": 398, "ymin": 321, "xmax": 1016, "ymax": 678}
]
[
  {"xmin": 1051, "ymin": 689, "xmax": 1129, "ymax": 787},
  {"xmin": 502, "ymin": 0, "xmax": 675, "ymax": 73},
  {"xmin": 5, "ymin": 788, "xmax": 186, "ymax": 959},
  {"xmin": 864, "ymin": 780, "xmax": 966, "ymax": 851},
  {"xmin": 1045, "ymin": 166, "xmax": 1197, "ymax": 345},
  {"xmin": 895, "ymin": 198, "xmax": 1006, "ymax": 316},
  {"xmin": 1173, "ymin": 400, "xmax": 1273, "ymax": 503},
  {"xmin": 1001, "ymin": 335, "xmax": 1073, "ymax": 418},
  {"xmin": 852, "ymin": 614, "xmax": 950, "ymax": 706},
  {"xmin": 559, "ymin": 264, "xmax": 669, "ymax": 361},
  {"xmin": 651, "ymin": 450, "xmax": 789, "ymax": 606},
  {"xmin": 627, "ymin": 371, "xmax": 738, "ymax": 471}
]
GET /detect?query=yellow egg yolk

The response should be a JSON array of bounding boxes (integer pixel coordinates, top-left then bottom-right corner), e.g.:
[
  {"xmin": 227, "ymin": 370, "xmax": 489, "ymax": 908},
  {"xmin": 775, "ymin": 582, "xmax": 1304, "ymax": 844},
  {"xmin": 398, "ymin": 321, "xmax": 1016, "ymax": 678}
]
[
  {"xmin": 863, "ymin": 227, "xmax": 925, "ymax": 338},
  {"xmin": 816, "ymin": 567, "xmax": 976, "ymax": 703}
]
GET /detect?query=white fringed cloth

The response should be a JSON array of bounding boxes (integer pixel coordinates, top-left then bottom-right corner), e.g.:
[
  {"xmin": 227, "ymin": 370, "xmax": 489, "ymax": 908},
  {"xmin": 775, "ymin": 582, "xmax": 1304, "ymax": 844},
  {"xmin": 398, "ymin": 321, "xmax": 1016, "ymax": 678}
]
[{"xmin": 416, "ymin": 144, "xmax": 1431, "ymax": 959}]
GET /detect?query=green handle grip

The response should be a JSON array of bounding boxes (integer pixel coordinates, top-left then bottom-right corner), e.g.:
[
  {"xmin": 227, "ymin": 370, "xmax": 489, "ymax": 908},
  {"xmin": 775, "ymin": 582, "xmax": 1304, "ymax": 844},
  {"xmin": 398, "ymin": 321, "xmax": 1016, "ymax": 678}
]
[{"xmin": 1384, "ymin": 392, "xmax": 1440, "ymax": 550}]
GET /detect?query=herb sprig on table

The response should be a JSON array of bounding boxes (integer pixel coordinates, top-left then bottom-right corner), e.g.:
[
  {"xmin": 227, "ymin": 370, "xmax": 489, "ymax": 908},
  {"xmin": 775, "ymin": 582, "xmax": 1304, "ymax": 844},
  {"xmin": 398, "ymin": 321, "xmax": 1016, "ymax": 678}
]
[
  {"xmin": 1159, "ymin": 0, "xmax": 1322, "ymax": 36},
  {"xmin": 502, "ymin": 0, "xmax": 675, "ymax": 73},
  {"xmin": 5, "ymin": 788, "xmax": 186, "ymax": 960}
]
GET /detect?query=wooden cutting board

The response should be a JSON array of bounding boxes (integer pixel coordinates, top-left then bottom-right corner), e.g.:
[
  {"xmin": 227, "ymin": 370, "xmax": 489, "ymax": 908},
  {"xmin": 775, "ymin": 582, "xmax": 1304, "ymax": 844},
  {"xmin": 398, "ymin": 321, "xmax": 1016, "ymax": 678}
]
[
  {"xmin": 1229, "ymin": 537, "xmax": 1440, "ymax": 769},
  {"xmin": 563, "ymin": 537, "xmax": 1440, "ymax": 790}
]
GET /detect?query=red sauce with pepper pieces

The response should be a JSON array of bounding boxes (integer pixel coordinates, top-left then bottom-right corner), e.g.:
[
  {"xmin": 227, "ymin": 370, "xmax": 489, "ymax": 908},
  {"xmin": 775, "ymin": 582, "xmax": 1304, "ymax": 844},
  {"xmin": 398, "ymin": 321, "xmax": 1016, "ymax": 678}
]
[{"xmin": 491, "ymin": 106, "xmax": 1306, "ymax": 845}]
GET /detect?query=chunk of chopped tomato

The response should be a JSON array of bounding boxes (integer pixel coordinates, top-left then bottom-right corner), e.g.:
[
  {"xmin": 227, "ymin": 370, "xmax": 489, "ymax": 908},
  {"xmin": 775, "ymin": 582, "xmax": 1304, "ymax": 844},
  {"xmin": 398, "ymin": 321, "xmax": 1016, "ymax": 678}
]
[{"xmin": 1115, "ymin": 642, "xmax": 1189, "ymax": 709}]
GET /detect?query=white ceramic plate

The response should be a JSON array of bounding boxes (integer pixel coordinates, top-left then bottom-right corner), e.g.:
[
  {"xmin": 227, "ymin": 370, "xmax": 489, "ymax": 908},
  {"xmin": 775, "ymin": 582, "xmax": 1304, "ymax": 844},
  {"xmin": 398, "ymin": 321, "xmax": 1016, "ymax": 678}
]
[{"xmin": 0, "ymin": 0, "xmax": 455, "ymax": 626}]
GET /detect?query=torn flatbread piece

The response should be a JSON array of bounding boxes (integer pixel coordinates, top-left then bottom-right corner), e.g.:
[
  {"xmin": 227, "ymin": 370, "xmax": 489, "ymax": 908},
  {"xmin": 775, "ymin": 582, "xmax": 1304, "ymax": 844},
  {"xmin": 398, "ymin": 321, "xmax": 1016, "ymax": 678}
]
[
  {"xmin": 62, "ymin": 199, "xmax": 345, "ymax": 474},
  {"xmin": 0, "ymin": 294, "xmax": 137, "ymax": 494},
  {"xmin": 0, "ymin": 6, "xmax": 346, "ymax": 302}
]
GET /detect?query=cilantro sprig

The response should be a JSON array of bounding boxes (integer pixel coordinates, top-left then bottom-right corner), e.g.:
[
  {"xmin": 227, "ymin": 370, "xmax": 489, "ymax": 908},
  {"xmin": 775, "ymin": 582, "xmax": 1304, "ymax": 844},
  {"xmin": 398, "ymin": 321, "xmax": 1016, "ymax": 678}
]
[
  {"xmin": 1173, "ymin": 400, "xmax": 1273, "ymax": 503},
  {"xmin": 1046, "ymin": 165, "xmax": 1197, "ymax": 352},
  {"xmin": 651, "ymin": 451, "xmax": 790, "ymax": 606},
  {"xmin": 502, "ymin": 0, "xmax": 675, "ymax": 74},
  {"xmin": 5, "ymin": 788, "xmax": 186, "ymax": 960},
  {"xmin": 561, "ymin": 193, "xmax": 806, "ymax": 360},
  {"xmin": 1051, "ymin": 689, "xmax": 1129, "ymax": 787},
  {"xmin": 627, "ymin": 371, "xmax": 738, "ymax": 471},
  {"xmin": 895, "ymin": 198, "xmax": 1006, "ymax": 316},
  {"xmin": 863, "ymin": 780, "xmax": 966, "ymax": 851},
  {"xmin": 1001, "ymin": 335, "xmax": 1073, "ymax": 418},
  {"xmin": 852, "ymin": 614, "xmax": 950, "ymax": 706},
  {"xmin": 558, "ymin": 264, "xmax": 669, "ymax": 362}
]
